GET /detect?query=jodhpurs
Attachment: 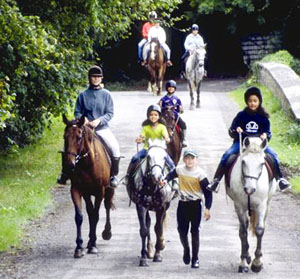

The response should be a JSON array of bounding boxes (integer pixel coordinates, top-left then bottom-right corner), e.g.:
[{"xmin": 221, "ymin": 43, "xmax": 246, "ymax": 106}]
[{"xmin": 96, "ymin": 128, "xmax": 120, "ymax": 158}]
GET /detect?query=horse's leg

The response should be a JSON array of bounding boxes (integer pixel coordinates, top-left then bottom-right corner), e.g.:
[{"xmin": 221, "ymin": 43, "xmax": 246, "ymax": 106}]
[
  {"xmin": 146, "ymin": 211, "xmax": 154, "ymax": 259},
  {"xmin": 84, "ymin": 194, "xmax": 101, "ymax": 254},
  {"xmin": 196, "ymin": 80, "xmax": 202, "ymax": 108},
  {"xmin": 153, "ymin": 208, "xmax": 166, "ymax": 262},
  {"xmin": 237, "ymin": 212, "xmax": 251, "ymax": 273},
  {"xmin": 136, "ymin": 204, "xmax": 149, "ymax": 267},
  {"xmin": 71, "ymin": 188, "xmax": 85, "ymax": 258},
  {"xmin": 188, "ymin": 81, "xmax": 195, "ymax": 110},
  {"xmin": 147, "ymin": 81, "xmax": 152, "ymax": 92},
  {"xmin": 157, "ymin": 78, "xmax": 163, "ymax": 96},
  {"xmin": 102, "ymin": 187, "xmax": 114, "ymax": 240},
  {"xmin": 251, "ymin": 211, "xmax": 266, "ymax": 273}
]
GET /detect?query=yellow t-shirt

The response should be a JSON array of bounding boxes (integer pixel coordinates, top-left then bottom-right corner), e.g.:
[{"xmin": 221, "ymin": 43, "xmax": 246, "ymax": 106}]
[{"xmin": 141, "ymin": 124, "xmax": 168, "ymax": 149}]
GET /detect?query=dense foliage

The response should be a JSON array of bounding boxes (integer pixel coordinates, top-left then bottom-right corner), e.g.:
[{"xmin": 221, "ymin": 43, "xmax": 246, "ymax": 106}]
[{"xmin": 0, "ymin": 0, "xmax": 181, "ymax": 150}]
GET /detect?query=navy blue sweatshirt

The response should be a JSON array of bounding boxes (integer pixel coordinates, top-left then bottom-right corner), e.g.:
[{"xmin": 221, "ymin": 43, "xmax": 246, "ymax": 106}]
[{"xmin": 229, "ymin": 108, "xmax": 271, "ymax": 142}]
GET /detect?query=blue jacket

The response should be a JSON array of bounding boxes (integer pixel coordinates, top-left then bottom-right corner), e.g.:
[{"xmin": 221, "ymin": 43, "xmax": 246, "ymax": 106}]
[
  {"xmin": 229, "ymin": 108, "xmax": 271, "ymax": 142},
  {"xmin": 74, "ymin": 87, "xmax": 114, "ymax": 130},
  {"xmin": 160, "ymin": 94, "xmax": 182, "ymax": 118}
]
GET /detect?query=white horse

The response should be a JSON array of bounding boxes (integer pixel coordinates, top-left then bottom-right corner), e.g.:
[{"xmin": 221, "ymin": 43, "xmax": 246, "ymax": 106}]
[
  {"xmin": 126, "ymin": 139, "xmax": 175, "ymax": 266},
  {"xmin": 226, "ymin": 137, "xmax": 276, "ymax": 273},
  {"xmin": 185, "ymin": 45, "xmax": 206, "ymax": 110}
]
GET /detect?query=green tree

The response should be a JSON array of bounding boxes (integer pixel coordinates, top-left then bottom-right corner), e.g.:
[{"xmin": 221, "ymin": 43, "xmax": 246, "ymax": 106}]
[{"xmin": 0, "ymin": 0, "xmax": 182, "ymax": 150}]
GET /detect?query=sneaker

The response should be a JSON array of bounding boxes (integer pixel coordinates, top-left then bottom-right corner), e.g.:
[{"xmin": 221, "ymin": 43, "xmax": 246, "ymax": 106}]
[
  {"xmin": 141, "ymin": 60, "xmax": 147, "ymax": 66},
  {"xmin": 167, "ymin": 60, "xmax": 173, "ymax": 67},
  {"xmin": 109, "ymin": 176, "xmax": 118, "ymax": 188},
  {"xmin": 206, "ymin": 179, "xmax": 220, "ymax": 193},
  {"xmin": 182, "ymin": 139, "xmax": 188, "ymax": 148},
  {"xmin": 191, "ymin": 259, "xmax": 199, "ymax": 268},
  {"xmin": 180, "ymin": 72, "xmax": 185, "ymax": 79},
  {"xmin": 278, "ymin": 178, "xmax": 290, "ymax": 191},
  {"xmin": 183, "ymin": 248, "xmax": 190, "ymax": 265}
]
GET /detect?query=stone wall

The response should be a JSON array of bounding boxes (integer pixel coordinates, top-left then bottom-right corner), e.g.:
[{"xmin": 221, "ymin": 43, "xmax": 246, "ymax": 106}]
[{"xmin": 257, "ymin": 62, "xmax": 300, "ymax": 123}]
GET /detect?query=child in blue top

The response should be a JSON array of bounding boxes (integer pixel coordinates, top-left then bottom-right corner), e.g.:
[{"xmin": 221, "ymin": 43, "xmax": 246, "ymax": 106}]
[
  {"xmin": 207, "ymin": 86, "xmax": 290, "ymax": 192},
  {"xmin": 159, "ymin": 80, "xmax": 188, "ymax": 147}
]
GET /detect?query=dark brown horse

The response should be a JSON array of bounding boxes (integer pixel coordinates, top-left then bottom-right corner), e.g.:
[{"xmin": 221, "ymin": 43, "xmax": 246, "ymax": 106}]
[
  {"xmin": 146, "ymin": 38, "xmax": 166, "ymax": 96},
  {"xmin": 161, "ymin": 107, "xmax": 182, "ymax": 165},
  {"xmin": 62, "ymin": 114, "xmax": 114, "ymax": 258}
]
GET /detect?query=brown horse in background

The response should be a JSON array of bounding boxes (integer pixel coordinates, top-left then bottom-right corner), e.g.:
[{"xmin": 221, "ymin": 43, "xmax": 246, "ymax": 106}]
[
  {"xmin": 62, "ymin": 114, "xmax": 114, "ymax": 258},
  {"xmin": 161, "ymin": 107, "xmax": 182, "ymax": 165},
  {"xmin": 146, "ymin": 38, "xmax": 166, "ymax": 96}
]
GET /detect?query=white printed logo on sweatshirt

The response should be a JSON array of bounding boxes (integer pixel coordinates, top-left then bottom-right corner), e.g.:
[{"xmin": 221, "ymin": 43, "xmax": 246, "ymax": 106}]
[{"xmin": 245, "ymin": 121, "xmax": 259, "ymax": 133}]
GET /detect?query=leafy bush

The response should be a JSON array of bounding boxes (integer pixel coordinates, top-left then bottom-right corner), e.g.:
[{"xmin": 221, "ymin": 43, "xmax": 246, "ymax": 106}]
[{"xmin": 260, "ymin": 50, "xmax": 294, "ymax": 66}]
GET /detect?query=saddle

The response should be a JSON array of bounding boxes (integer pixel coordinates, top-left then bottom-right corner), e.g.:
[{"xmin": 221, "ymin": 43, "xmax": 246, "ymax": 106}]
[
  {"xmin": 95, "ymin": 133, "xmax": 112, "ymax": 167},
  {"xmin": 224, "ymin": 154, "xmax": 274, "ymax": 188}
]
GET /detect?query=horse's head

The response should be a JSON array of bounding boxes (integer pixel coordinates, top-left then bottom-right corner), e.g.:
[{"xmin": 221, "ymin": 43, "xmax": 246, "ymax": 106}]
[
  {"xmin": 149, "ymin": 38, "xmax": 160, "ymax": 60},
  {"xmin": 241, "ymin": 137, "xmax": 268, "ymax": 195},
  {"xmin": 161, "ymin": 107, "xmax": 175, "ymax": 126},
  {"xmin": 62, "ymin": 114, "xmax": 88, "ymax": 172},
  {"xmin": 195, "ymin": 46, "xmax": 206, "ymax": 67},
  {"xmin": 146, "ymin": 139, "xmax": 167, "ymax": 184}
]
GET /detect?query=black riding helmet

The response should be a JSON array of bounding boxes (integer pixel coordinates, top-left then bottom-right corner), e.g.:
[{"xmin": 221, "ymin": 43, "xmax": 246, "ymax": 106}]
[
  {"xmin": 165, "ymin": 80, "xmax": 177, "ymax": 91},
  {"xmin": 88, "ymin": 65, "xmax": 103, "ymax": 77},
  {"xmin": 147, "ymin": 104, "xmax": 161, "ymax": 118},
  {"xmin": 244, "ymin": 86, "xmax": 262, "ymax": 104}
]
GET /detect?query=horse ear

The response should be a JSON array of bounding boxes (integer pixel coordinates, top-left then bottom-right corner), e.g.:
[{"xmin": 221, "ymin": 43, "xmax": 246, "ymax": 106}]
[
  {"xmin": 62, "ymin": 114, "xmax": 69, "ymax": 125},
  {"xmin": 77, "ymin": 115, "xmax": 85, "ymax": 127},
  {"xmin": 261, "ymin": 138, "xmax": 268, "ymax": 150},
  {"xmin": 243, "ymin": 137, "xmax": 250, "ymax": 148}
]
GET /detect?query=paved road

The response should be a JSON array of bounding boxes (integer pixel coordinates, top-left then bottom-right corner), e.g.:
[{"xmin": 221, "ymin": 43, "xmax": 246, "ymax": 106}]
[{"xmin": 1, "ymin": 79, "xmax": 300, "ymax": 279}]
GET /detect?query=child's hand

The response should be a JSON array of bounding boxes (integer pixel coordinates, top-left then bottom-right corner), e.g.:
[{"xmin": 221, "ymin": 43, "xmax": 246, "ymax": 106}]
[
  {"xmin": 136, "ymin": 136, "xmax": 144, "ymax": 143},
  {"xmin": 164, "ymin": 136, "xmax": 170, "ymax": 144},
  {"xmin": 260, "ymin": 133, "xmax": 267, "ymax": 140},
  {"xmin": 160, "ymin": 179, "xmax": 167, "ymax": 187},
  {"xmin": 204, "ymin": 209, "xmax": 210, "ymax": 221},
  {"xmin": 236, "ymin": 127, "xmax": 243, "ymax": 133}
]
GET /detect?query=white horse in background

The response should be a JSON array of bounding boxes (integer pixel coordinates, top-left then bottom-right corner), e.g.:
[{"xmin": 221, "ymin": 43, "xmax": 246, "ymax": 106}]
[
  {"xmin": 226, "ymin": 137, "xmax": 276, "ymax": 273},
  {"xmin": 185, "ymin": 45, "xmax": 206, "ymax": 110}
]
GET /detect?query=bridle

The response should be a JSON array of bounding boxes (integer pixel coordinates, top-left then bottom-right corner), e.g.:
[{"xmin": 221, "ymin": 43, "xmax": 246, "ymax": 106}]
[{"xmin": 65, "ymin": 125, "xmax": 90, "ymax": 165}]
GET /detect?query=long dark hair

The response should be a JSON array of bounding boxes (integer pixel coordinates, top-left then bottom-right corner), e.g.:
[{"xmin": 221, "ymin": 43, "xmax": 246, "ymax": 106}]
[{"xmin": 244, "ymin": 105, "xmax": 269, "ymax": 118}]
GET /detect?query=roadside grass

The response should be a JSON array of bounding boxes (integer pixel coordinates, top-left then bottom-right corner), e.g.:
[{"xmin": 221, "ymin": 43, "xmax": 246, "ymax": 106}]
[
  {"xmin": 230, "ymin": 83, "xmax": 300, "ymax": 194},
  {"xmin": 0, "ymin": 116, "xmax": 65, "ymax": 251}
]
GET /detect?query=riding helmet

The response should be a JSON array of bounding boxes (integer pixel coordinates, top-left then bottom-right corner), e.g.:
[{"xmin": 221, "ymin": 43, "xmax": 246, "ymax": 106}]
[
  {"xmin": 88, "ymin": 65, "xmax": 103, "ymax": 77},
  {"xmin": 191, "ymin": 24, "xmax": 199, "ymax": 31},
  {"xmin": 165, "ymin": 80, "xmax": 177, "ymax": 91},
  {"xmin": 147, "ymin": 104, "xmax": 161, "ymax": 117},
  {"xmin": 149, "ymin": 11, "xmax": 157, "ymax": 20},
  {"xmin": 244, "ymin": 86, "xmax": 262, "ymax": 104}
]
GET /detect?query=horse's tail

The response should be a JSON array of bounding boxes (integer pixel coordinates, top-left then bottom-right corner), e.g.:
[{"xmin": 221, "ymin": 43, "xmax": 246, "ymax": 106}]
[
  {"xmin": 104, "ymin": 187, "xmax": 116, "ymax": 210},
  {"xmin": 249, "ymin": 211, "xmax": 258, "ymax": 236}
]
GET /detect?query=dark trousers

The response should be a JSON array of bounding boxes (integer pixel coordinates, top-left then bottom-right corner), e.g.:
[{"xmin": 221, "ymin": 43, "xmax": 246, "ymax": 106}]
[
  {"xmin": 177, "ymin": 199, "xmax": 202, "ymax": 235},
  {"xmin": 177, "ymin": 117, "xmax": 187, "ymax": 130}
]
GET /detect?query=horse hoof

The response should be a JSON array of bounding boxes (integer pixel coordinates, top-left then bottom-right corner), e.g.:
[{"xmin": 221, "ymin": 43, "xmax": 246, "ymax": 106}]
[
  {"xmin": 102, "ymin": 230, "xmax": 112, "ymax": 240},
  {"xmin": 139, "ymin": 258, "xmax": 149, "ymax": 267},
  {"xmin": 87, "ymin": 246, "xmax": 99, "ymax": 254},
  {"xmin": 153, "ymin": 254, "xmax": 163, "ymax": 262},
  {"xmin": 189, "ymin": 104, "xmax": 195, "ymax": 110},
  {"xmin": 196, "ymin": 103, "xmax": 200, "ymax": 108},
  {"xmin": 251, "ymin": 263, "xmax": 263, "ymax": 273},
  {"xmin": 238, "ymin": 266, "xmax": 249, "ymax": 273},
  {"xmin": 74, "ymin": 248, "xmax": 85, "ymax": 258}
]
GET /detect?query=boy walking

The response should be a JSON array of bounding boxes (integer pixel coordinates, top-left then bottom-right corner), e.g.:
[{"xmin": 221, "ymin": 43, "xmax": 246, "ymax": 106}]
[{"xmin": 161, "ymin": 149, "xmax": 212, "ymax": 268}]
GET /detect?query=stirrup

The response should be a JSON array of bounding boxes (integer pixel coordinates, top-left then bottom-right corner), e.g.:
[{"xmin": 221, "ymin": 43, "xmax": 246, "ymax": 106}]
[
  {"xmin": 278, "ymin": 178, "xmax": 290, "ymax": 192},
  {"xmin": 109, "ymin": 176, "xmax": 118, "ymax": 188}
]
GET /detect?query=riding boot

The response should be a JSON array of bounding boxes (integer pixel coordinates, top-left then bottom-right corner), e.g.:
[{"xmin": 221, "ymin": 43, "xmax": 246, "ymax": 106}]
[
  {"xmin": 191, "ymin": 232, "xmax": 200, "ymax": 268},
  {"xmin": 181, "ymin": 129, "xmax": 188, "ymax": 148},
  {"xmin": 56, "ymin": 152, "xmax": 69, "ymax": 185},
  {"xmin": 206, "ymin": 162, "xmax": 226, "ymax": 193},
  {"xmin": 110, "ymin": 157, "xmax": 120, "ymax": 188},
  {"xmin": 179, "ymin": 233, "xmax": 190, "ymax": 265},
  {"xmin": 274, "ymin": 165, "xmax": 290, "ymax": 191}
]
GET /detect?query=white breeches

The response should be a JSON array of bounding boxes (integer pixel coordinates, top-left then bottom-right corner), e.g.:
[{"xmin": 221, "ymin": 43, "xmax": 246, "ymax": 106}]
[{"xmin": 96, "ymin": 128, "xmax": 120, "ymax": 158}]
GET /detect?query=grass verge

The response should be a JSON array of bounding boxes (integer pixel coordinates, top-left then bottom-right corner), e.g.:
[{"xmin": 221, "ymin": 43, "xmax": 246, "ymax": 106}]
[
  {"xmin": 230, "ymin": 83, "xmax": 300, "ymax": 194},
  {"xmin": 0, "ymin": 116, "xmax": 65, "ymax": 251}
]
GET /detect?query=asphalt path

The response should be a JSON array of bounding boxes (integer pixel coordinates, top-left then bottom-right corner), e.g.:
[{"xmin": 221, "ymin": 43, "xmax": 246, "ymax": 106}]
[{"xmin": 1, "ymin": 79, "xmax": 300, "ymax": 279}]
